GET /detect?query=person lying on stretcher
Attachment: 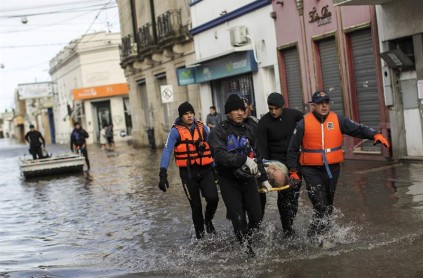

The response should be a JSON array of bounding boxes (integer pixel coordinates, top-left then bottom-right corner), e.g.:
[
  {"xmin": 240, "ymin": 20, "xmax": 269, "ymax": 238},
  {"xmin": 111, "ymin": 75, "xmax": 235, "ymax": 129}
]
[{"xmin": 259, "ymin": 160, "xmax": 290, "ymax": 192}]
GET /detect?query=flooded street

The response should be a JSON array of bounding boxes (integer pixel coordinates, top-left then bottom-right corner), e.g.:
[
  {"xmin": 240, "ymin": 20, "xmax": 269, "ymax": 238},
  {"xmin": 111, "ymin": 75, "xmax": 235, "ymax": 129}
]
[{"xmin": 0, "ymin": 138, "xmax": 422, "ymax": 278}]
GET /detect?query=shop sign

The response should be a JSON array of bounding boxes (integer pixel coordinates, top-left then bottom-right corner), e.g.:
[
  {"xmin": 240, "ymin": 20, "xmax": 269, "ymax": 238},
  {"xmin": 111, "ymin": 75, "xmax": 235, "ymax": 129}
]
[
  {"xmin": 72, "ymin": 83, "xmax": 129, "ymax": 100},
  {"xmin": 176, "ymin": 51, "xmax": 258, "ymax": 85},
  {"xmin": 18, "ymin": 82, "xmax": 53, "ymax": 100},
  {"xmin": 177, "ymin": 68, "xmax": 196, "ymax": 85},
  {"xmin": 195, "ymin": 51, "xmax": 257, "ymax": 83},
  {"xmin": 309, "ymin": 5, "xmax": 332, "ymax": 26},
  {"xmin": 160, "ymin": 85, "xmax": 174, "ymax": 104}
]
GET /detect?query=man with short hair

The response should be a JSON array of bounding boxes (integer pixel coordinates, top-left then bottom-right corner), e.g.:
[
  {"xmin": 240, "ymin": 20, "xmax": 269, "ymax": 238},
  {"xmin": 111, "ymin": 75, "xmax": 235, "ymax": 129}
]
[
  {"xmin": 25, "ymin": 124, "xmax": 46, "ymax": 160},
  {"xmin": 206, "ymin": 106, "xmax": 222, "ymax": 129},
  {"xmin": 287, "ymin": 90, "xmax": 390, "ymax": 242},
  {"xmin": 257, "ymin": 92, "xmax": 304, "ymax": 238},
  {"xmin": 158, "ymin": 102, "xmax": 219, "ymax": 240}
]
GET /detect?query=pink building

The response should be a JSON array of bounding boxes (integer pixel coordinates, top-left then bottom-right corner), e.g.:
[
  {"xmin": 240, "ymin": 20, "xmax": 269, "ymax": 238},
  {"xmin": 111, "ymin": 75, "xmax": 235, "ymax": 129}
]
[{"xmin": 272, "ymin": 0, "xmax": 390, "ymax": 160}]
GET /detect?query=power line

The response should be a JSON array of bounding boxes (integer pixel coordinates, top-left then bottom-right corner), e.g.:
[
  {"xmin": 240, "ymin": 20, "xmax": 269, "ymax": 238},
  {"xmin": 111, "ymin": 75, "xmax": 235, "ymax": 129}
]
[
  {"xmin": 0, "ymin": 38, "xmax": 120, "ymax": 49},
  {"xmin": 0, "ymin": 0, "xmax": 109, "ymax": 13},
  {"xmin": 0, "ymin": 4, "xmax": 118, "ymax": 19}
]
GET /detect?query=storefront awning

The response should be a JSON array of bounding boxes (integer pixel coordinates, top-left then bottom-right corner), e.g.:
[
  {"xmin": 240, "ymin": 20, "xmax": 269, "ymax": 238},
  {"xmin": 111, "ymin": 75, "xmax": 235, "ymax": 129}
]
[{"xmin": 177, "ymin": 50, "xmax": 258, "ymax": 85}]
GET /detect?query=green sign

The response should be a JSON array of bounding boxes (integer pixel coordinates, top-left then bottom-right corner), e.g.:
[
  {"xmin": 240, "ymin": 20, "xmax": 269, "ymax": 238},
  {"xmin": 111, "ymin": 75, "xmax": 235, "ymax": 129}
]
[
  {"xmin": 176, "ymin": 51, "xmax": 258, "ymax": 85},
  {"xmin": 195, "ymin": 51, "xmax": 257, "ymax": 83},
  {"xmin": 176, "ymin": 68, "xmax": 196, "ymax": 85}
]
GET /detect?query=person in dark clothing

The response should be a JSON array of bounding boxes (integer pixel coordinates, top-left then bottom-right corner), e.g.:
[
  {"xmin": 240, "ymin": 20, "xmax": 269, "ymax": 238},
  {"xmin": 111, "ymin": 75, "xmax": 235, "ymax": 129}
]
[
  {"xmin": 206, "ymin": 106, "xmax": 222, "ymax": 129},
  {"xmin": 208, "ymin": 94, "xmax": 272, "ymax": 257},
  {"xmin": 25, "ymin": 124, "xmax": 46, "ymax": 160},
  {"xmin": 257, "ymin": 92, "xmax": 304, "ymax": 238},
  {"xmin": 287, "ymin": 91, "xmax": 390, "ymax": 242},
  {"xmin": 70, "ymin": 122, "xmax": 90, "ymax": 171},
  {"xmin": 105, "ymin": 123, "xmax": 114, "ymax": 150},
  {"xmin": 158, "ymin": 102, "xmax": 219, "ymax": 240}
]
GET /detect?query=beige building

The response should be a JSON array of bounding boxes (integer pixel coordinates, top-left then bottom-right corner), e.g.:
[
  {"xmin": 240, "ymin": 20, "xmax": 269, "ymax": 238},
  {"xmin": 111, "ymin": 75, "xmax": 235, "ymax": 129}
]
[
  {"xmin": 50, "ymin": 32, "xmax": 131, "ymax": 145},
  {"xmin": 117, "ymin": 0, "xmax": 200, "ymax": 148}
]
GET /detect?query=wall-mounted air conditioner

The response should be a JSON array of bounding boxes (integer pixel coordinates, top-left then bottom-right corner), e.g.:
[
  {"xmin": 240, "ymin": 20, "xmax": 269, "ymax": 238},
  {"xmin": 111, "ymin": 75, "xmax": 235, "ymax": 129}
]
[{"xmin": 230, "ymin": 26, "xmax": 248, "ymax": 47}]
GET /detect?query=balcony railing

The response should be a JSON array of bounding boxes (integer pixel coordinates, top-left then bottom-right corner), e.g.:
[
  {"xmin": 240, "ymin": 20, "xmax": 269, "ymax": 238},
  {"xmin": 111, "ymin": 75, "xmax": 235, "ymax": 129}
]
[
  {"xmin": 120, "ymin": 34, "xmax": 137, "ymax": 63},
  {"xmin": 157, "ymin": 9, "xmax": 183, "ymax": 44},
  {"xmin": 138, "ymin": 23, "xmax": 155, "ymax": 54}
]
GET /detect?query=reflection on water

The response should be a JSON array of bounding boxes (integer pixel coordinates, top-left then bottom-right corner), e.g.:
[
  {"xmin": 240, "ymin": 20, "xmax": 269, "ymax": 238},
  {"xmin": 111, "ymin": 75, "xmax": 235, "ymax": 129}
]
[{"xmin": 0, "ymin": 139, "xmax": 422, "ymax": 277}]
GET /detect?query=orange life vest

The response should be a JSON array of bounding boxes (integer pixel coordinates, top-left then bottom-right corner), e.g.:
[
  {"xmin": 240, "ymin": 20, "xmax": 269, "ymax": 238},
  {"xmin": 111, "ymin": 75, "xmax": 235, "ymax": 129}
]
[
  {"xmin": 300, "ymin": 112, "xmax": 344, "ymax": 166},
  {"xmin": 174, "ymin": 121, "xmax": 213, "ymax": 167}
]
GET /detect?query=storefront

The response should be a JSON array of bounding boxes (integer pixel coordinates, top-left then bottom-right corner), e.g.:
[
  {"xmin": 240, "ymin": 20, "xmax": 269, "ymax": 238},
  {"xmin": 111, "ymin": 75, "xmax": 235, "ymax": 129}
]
[
  {"xmin": 273, "ymin": 0, "xmax": 390, "ymax": 160},
  {"xmin": 72, "ymin": 83, "xmax": 132, "ymax": 144}
]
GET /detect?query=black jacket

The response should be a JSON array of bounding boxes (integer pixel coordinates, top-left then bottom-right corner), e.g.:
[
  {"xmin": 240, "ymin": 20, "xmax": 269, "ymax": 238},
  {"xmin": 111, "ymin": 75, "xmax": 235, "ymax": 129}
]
[
  {"xmin": 257, "ymin": 108, "xmax": 303, "ymax": 164},
  {"xmin": 208, "ymin": 119, "xmax": 268, "ymax": 182},
  {"xmin": 287, "ymin": 111, "xmax": 379, "ymax": 171},
  {"xmin": 25, "ymin": 130, "xmax": 45, "ymax": 148},
  {"xmin": 70, "ymin": 128, "xmax": 89, "ymax": 149}
]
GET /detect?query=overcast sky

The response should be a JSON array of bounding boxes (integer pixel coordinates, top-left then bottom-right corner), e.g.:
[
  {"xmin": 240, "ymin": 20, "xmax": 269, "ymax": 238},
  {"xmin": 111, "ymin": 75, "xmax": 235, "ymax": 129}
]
[{"xmin": 0, "ymin": 0, "xmax": 120, "ymax": 112}]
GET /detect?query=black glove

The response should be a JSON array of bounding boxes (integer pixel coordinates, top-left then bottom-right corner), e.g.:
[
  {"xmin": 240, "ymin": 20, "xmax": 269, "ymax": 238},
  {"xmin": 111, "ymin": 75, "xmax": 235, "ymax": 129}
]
[{"xmin": 158, "ymin": 167, "xmax": 169, "ymax": 192}]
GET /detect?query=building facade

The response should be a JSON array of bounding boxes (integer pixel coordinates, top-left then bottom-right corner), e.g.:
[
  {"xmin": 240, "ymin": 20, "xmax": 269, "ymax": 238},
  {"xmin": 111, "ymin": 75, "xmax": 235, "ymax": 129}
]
[
  {"xmin": 335, "ymin": 0, "xmax": 423, "ymax": 159},
  {"xmin": 49, "ymin": 32, "xmax": 131, "ymax": 145},
  {"xmin": 182, "ymin": 0, "xmax": 280, "ymax": 119},
  {"xmin": 117, "ymin": 0, "xmax": 199, "ymax": 148},
  {"xmin": 273, "ymin": 0, "xmax": 389, "ymax": 160}
]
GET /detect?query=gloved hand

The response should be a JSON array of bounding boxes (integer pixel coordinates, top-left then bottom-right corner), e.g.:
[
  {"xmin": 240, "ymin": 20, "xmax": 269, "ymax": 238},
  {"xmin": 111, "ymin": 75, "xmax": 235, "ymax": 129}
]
[
  {"xmin": 158, "ymin": 167, "xmax": 169, "ymax": 192},
  {"xmin": 260, "ymin": 180, "xmax": 272, "ymax": 192},
  {"xmin": 244, "ymin": 157, "xmax": 258, "ymax": 175},
  {"xmin": 373, "ymin": 134, "xmax": 390, "ymax": 148},
  {"xmin": 289, "ymin": 170, "xmax": 301, "ymax": 188}
]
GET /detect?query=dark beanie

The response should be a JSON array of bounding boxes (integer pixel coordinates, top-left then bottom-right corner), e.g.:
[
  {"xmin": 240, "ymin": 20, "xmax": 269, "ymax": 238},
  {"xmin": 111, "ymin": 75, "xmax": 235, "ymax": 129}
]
[
  {"xmin": 29, "ymin": 124, "xmax": 34, "ymax": 129},
  {"xmin": 178, "ymin": 102, "xmax": 195, "ymax": 118},
  {"xmin": 267, "ymin": 92, "xmax": 285, "ymax": 107},
  {"xmin": 224, "ymin": 94, "xmax": 246, "ymax": 114}
]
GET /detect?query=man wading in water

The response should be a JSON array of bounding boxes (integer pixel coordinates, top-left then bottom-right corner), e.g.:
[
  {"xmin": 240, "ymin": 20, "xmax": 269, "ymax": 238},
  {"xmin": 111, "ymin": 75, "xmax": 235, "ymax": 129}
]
[
  {"xmin": 158, "ymin": 102, "xmax": 219, "ymax": 239},
  {"xmin": 208, "ymin": 94, "xmax": 272, "ymax": 257}
]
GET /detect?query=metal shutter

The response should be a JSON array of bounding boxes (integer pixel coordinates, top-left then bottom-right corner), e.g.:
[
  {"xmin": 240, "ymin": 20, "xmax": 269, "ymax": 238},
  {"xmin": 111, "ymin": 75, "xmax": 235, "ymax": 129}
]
[
  {"xmin": 283, "ymin": 48, "xmax": 304, "ymax": 112},
  {"xmin": 350, "ymin": 29, "xmax": 380, "ymax": 130},
  {"xmin": 318, "ymin": 38, "xmax": 344, "ymax": 114}
]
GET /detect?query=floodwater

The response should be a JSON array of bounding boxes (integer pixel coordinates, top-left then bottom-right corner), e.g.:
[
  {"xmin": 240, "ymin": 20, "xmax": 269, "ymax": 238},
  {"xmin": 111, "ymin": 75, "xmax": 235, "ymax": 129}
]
[{"xmin": 0, "ymin": 138, "xmax": 422, "ymax": 278}]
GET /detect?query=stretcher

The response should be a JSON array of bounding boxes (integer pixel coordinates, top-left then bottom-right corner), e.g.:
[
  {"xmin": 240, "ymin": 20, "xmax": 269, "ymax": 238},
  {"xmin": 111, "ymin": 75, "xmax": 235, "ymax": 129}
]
[{"xmin": 258, "ymin": 184, "xmax": 290, "ymax": 193}]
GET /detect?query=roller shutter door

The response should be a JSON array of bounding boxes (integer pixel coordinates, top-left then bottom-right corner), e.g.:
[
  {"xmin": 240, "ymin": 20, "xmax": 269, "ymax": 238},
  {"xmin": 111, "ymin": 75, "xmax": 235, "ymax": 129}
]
[
  {"xmin": 318, "ymin": 38, "xmax": 344, "ymax": 115},
  {"xmin": 282, "ymin": 48, "xmax": 304, "ymax": 112},
  {"xmin": 350, "ymin": 28, "xmax": 380, "ymax": 130}
]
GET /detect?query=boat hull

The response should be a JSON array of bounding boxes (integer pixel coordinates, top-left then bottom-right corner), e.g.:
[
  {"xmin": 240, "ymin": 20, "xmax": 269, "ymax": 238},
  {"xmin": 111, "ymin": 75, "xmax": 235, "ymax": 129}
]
[{"xmin": 20, "ymin": 154, "xmax": 85, "ymax": 179}]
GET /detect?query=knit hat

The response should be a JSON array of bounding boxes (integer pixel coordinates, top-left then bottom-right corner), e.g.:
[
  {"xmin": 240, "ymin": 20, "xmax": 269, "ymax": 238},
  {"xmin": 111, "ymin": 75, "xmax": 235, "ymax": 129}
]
[
  {"xmin": 309, "ymin": 90, "xmax": 331, "ymax": 103},
  {"xmin": 224, "ymin": 94, "xmax": 246, "ymax": 114},
  {"xmin": 178, "ymin": 102, "xmax": 195, "ymax": 118},
  {"xmin": 267, "ymin": 92, "xmax": 285, "ymax": 107}
]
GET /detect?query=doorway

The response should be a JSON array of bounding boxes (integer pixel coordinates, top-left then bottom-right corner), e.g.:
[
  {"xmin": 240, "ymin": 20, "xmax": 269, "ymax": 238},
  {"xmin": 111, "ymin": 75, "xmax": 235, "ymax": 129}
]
[{"xmin": 93, "ymin": 100, "xmax": 111, "ymax": 141}]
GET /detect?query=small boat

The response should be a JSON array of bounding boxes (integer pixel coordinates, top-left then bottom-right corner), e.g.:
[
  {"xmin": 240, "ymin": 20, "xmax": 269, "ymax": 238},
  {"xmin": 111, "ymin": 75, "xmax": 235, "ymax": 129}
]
[{"xmin": 20, "ymin": 153, "xmax": 85, "ymax": 179}]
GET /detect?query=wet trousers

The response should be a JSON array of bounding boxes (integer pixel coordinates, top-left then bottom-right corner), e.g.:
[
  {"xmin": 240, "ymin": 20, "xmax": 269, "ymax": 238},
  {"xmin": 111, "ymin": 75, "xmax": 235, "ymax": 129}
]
[
  {"xmin": 29, "ymin": 146, "xmax": 44, "ymax": 160},
  {"xmin": 302, "ymin": 164, "xmax": 340, "ymax": 237},
  {"xmin": 76, "ymin": 145, "xmax": 90, "ymax": 170},
  {"xmin": 260, "ymin": 174, "xmax": 302, "ymax": 233},
  {"xmin": 219, "ymin": 175, "xmax": 262, "ymax": 244},
  {"xmin": 180, "ymin": 165, "xmax": 219, "ymax": 237}
]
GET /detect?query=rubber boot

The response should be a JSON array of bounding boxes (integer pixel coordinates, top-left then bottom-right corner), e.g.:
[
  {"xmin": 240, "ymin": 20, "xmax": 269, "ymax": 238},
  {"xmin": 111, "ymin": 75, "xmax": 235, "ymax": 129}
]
[{"xmin": 205, "ymin": 219, "xmax": 216, "ymax": 234}]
